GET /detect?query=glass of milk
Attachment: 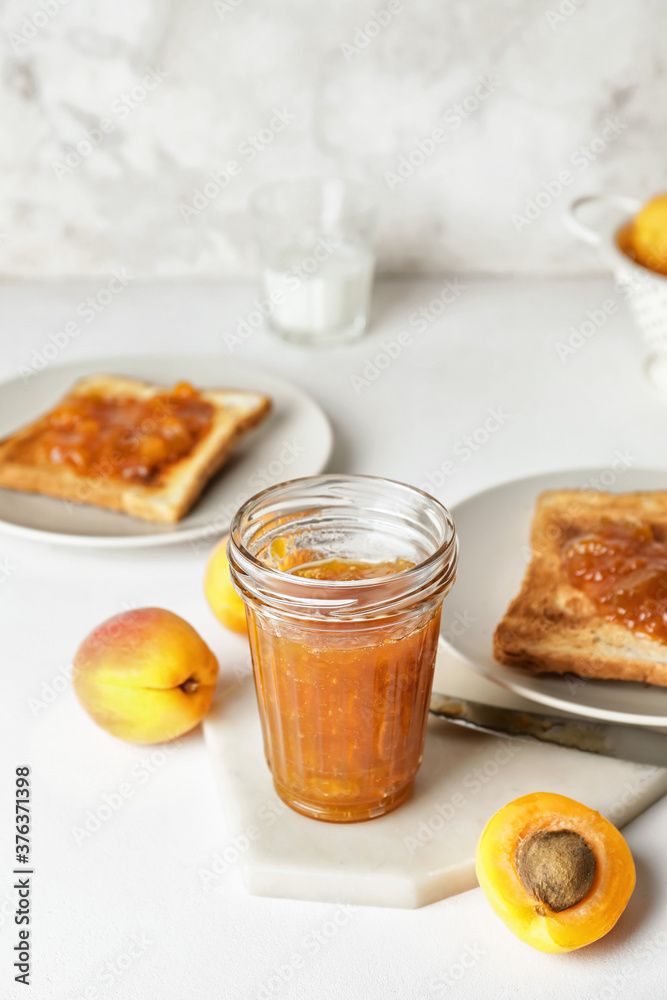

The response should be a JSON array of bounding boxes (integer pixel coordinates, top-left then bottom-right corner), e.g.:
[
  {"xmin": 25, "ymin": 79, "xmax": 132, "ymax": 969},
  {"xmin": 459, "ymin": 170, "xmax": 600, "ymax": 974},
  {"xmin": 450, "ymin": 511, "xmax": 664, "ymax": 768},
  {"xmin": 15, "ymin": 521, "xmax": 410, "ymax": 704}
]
[{"xmin": 251, "ymin": 178, "xmax": 378, "ymax": 346}]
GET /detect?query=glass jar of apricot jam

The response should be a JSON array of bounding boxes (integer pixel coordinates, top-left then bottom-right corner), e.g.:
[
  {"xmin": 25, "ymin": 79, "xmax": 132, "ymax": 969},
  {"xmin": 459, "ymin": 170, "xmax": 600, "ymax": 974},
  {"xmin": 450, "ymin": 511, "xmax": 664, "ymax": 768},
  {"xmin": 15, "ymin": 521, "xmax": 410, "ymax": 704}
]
[{"xmin": 228, "ymin": 475, "xmax": 458, "ymax": 823}]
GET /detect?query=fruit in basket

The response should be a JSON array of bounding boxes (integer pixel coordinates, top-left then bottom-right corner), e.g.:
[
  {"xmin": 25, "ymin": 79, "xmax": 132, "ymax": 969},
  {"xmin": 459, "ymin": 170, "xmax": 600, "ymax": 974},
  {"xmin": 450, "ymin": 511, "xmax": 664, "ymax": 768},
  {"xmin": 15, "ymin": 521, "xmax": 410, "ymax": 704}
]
[
  {"xmin": 631, "ymin": 194, "xmax": 667, "ymax": 275},
  {"xmin": 73, "ymin": 608, "xmax": 219, "ymax": 743},
  {"xmin": 204, "ymin": 535, "xmax": 248, "ymax": 634},
  {"xmin": 476, "ymin": 792, "xmax": 635, "ymax": 953}
]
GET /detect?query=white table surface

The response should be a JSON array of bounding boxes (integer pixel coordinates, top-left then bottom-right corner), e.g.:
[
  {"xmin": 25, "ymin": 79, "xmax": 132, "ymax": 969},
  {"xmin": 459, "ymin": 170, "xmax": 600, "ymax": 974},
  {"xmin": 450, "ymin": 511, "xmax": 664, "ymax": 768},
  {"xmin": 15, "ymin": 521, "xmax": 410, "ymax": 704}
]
[{"xmin": 2, "ymin": 276, "xmax": 667, "ymax": 999}]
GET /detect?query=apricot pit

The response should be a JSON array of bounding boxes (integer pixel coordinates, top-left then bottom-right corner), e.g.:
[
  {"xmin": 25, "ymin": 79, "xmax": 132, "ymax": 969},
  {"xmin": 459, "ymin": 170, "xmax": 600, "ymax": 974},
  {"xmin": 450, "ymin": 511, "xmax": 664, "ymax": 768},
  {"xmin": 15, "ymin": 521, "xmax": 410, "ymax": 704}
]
[{"xmin": 515, "ymin": 828, "xmax": 596, "ymax": 913}]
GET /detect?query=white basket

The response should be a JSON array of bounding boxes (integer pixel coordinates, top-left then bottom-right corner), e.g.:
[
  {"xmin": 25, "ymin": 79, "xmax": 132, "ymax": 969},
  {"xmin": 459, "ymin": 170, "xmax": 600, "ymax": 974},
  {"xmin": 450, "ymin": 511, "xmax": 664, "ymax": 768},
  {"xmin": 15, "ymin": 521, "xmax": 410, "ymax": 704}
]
[{"xmin": 565, "ymin": 194, "xmax": 667, "ymax": 390}]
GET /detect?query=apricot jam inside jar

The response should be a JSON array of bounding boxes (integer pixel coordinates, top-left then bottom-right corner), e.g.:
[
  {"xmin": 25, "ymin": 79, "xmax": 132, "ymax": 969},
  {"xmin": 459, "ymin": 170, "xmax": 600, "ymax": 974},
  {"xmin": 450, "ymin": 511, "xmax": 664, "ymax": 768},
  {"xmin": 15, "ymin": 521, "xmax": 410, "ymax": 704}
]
[{"xmin": 228, "ymin": 475, "xmax": 458, "ymax": 823}]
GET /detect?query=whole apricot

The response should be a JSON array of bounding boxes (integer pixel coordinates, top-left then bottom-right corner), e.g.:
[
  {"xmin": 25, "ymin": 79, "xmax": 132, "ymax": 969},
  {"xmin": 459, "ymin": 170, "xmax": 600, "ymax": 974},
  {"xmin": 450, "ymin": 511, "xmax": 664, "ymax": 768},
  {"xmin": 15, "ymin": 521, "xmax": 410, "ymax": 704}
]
[
  {"xmin": 73, "ymin": 608, "xmax": 219, "ymax": 744},
  {"xmin": 204, "ymin": 535, "xmax": 247, "ymax": 635},
  {"xmin": 476, "ymin": 792, "xmax": 635, "ymax": 954},
  {"xmin": 632, "ymin": 194, "xmax": 667, "ymax": 275}
]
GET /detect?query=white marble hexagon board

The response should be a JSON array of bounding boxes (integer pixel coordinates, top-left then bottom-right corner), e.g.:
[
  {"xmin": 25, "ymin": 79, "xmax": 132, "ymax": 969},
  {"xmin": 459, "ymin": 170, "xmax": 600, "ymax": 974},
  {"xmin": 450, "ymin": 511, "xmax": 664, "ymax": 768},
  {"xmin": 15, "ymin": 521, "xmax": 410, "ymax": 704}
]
[{"xmin": 203, "ymin": 643, "xmax": 667, "ymax": 909}]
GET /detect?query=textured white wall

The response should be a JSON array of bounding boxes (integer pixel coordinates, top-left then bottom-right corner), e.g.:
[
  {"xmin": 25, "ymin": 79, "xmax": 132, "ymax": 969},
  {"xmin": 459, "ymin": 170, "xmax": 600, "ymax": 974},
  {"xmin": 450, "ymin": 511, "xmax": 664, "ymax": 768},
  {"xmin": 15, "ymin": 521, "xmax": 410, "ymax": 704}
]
[{"xmin": 0, "ymin": 0, "xmax": 663, "ymax": 277}]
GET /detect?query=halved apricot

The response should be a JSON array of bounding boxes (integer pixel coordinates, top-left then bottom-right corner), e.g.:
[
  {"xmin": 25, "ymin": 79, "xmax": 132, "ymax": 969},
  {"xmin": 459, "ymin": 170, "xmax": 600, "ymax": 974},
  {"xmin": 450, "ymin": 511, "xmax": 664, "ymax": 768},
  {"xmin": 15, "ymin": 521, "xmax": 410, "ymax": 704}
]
[{"xmin": 476, "ymin": 792, "xmax": 635, "ymax": 953}]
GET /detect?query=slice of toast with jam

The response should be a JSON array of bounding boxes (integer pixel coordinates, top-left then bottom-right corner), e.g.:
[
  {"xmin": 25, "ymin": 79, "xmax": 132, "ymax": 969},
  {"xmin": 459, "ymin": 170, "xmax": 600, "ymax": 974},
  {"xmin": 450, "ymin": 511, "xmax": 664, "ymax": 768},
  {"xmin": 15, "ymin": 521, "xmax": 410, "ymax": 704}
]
[
  {"xmin": 0, "ymin": 375, "xmax": 271, "ymax": 523},
  {"xmin": 494, "ymin": 489, "xmax": 667, "ymax": 687}
]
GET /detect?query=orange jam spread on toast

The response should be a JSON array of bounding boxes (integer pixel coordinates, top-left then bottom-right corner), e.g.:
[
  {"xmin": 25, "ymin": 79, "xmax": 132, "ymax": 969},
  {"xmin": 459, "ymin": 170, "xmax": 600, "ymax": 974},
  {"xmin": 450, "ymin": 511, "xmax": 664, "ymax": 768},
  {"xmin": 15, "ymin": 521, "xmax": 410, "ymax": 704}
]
[
  {"xmin": 25, "ymin": 382, "xmax": 214, "ymax": 484},
  {"xmin": 247, "ymin": 554, "xmax": 443, "ymax": 822},
  {"xmin": 562, "ymin": 521, "xmax": 667, "ymax": 641}
]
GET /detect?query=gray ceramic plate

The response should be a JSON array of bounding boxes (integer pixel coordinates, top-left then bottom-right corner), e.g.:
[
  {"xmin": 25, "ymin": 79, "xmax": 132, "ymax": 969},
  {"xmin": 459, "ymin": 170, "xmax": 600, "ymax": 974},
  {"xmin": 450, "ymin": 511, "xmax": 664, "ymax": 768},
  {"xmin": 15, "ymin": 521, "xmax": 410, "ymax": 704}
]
[
  {"xmin": 446, "ymin": 468, "xmax": 667, "ymax": 725},
  {"xmin": 0, "ymin": 355, "xmax": 332, "ymax": 548}
]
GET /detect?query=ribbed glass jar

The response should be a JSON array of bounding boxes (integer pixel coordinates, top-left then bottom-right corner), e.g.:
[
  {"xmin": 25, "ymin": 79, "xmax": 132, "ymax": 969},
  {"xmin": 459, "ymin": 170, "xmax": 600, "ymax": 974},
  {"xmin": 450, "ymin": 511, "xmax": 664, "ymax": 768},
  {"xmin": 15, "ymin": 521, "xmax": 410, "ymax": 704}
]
[{"xmin": 228, "ymin": 474, "xmax": 458, "ymax": 823}]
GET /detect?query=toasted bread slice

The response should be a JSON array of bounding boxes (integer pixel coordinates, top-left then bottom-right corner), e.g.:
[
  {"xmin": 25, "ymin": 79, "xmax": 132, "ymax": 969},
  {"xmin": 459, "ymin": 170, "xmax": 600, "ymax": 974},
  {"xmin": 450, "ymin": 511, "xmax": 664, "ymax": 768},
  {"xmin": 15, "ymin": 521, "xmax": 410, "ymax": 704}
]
[
  {"xmin": 0, "ymin": 375, "xmax": 271, "ymax": 523},
  {"xmin": 493, "ymin": 489, "xmax": 667, "ymax": 687}
]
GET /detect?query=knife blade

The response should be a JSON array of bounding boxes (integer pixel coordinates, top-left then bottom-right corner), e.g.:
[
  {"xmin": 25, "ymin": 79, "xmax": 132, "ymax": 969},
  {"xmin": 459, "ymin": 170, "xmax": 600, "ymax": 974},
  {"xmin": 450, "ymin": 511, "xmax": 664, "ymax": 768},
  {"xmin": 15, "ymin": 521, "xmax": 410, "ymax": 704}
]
[{"xmin": 429, "ymin": 691, "xmax": 667, "ymax": 768}]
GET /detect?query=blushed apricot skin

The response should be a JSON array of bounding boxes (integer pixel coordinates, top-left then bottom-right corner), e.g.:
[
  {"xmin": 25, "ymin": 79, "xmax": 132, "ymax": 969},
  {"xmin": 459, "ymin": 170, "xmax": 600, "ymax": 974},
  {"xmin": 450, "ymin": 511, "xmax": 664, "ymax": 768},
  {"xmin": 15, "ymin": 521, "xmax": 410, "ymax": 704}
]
[
  {"xmin": 204, "ymin": 535, "xmax": 248, "ymax": 635},
  {"xmin": 73, "ymin": 608, "xmax": 219, "ymax": 744},
  {"xmin": 475, "ymin": 792, "xmax": 635, "ymax": 954}
]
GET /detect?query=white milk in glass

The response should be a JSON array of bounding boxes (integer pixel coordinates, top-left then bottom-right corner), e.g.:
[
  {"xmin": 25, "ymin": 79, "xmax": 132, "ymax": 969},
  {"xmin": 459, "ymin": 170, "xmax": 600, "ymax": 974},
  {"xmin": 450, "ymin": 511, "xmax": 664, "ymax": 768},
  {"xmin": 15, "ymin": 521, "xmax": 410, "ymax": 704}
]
[{"xmin": 262, "ymin": 242, "xmax": 375, "ymax": 344}]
